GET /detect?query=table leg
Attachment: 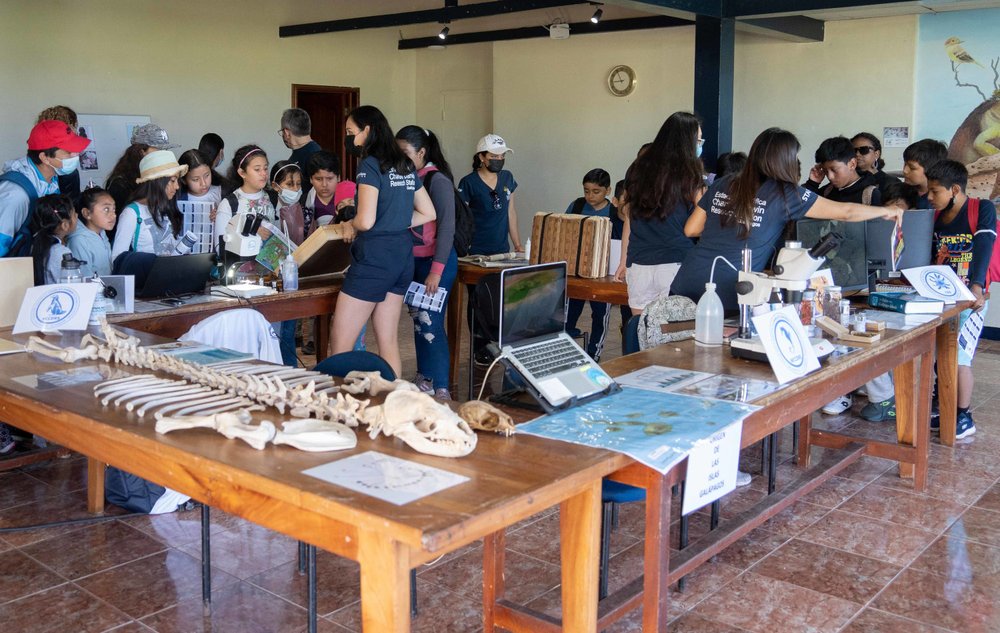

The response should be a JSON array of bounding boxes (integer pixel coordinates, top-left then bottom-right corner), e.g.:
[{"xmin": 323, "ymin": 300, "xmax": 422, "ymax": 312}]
[
  {"xmin": 358, "ymin": 533, "xmax": 411, "ymax": 632},
  {"xmin": 560, "ymin": 480, "xmax": 601, "ymax": 633},
  {"xmin": 315, "ymin": 314, "xmax": 331, "ymax": 364},
  {"xmin": 483, "ymin": 530, "xmax": 506, "ymax": 631},
  {"xmin": 936, "ymin": 317, "xmax": 959, "ymax": 446},
  {"xmin": 895, "ymin": 353, "xmax": 931, "ymax": 490},
  {"xmin": 447, "ymin": 282, "xmax": 465, "ymax": 392},
  {"xmin": 643, "ymin": 474, "xmax": 672, "ymax": 631},
  {"xmin": 87, "ymin": 458, "xmax": 105, "ymax": 513},
  {"xmin": 797, "ymin": 415, "xmax": 811, "ymax": 466}
]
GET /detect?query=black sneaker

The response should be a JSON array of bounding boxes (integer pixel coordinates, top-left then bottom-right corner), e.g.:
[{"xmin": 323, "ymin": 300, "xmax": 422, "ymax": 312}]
[
  {"xmin": 860, "ymin": 397, "xmax": 895, "ymax": 422},
  {"xmin": 956, "ymin": 411, "xmax": 977, "ymax": 440},
  {"xmin": 301, "ymin": 341, "xmax": 315, "ymax": 356}
]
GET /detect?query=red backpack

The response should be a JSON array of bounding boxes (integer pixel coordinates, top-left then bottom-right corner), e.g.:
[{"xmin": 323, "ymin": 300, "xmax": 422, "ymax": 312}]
[{"xmin": 935, "ymin": 198, "xmax": 1000, "ymax": 287}]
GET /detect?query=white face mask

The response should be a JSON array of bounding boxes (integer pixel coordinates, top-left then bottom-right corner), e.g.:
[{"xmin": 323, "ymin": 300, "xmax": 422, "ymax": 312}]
[
  {"xmin": 54, "ymin": 155, "xmax": 80, "ymax": 176},
  {"xmin": 279, "ymin": 188, "xmax": 302, "ymax": 205}
]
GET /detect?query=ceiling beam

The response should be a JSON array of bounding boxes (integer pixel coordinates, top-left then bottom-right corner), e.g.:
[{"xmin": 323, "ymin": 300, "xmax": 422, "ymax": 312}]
[
  {"xmin": 737, "ymin": 16, "xmax": 825, "ymax": 42},
  {"xmin": 726, "ymin": 0, "xmax": 912, "ymax": 18},
  {"xmin": 398, "ymin": 15, "xmax": 691, "ymax": 49},
  {"xmin": 605, "ymin": 0, "xmax": 722, "ymax": 19},
  {"xmin": 279, "ymin": 0, "xmax": 589, "ymax": 38}
]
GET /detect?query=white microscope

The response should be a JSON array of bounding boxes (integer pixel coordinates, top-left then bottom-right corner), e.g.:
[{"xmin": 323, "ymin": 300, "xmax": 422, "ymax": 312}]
[{"xmin": 730, "ymin": 233, "xmax": 842, "ymax": 362}]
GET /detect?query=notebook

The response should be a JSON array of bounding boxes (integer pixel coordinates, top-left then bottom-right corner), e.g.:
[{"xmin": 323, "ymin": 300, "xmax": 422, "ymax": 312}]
[{"xmin": 498, "ymin": 262, "xmax": 616, "ymax": 408}]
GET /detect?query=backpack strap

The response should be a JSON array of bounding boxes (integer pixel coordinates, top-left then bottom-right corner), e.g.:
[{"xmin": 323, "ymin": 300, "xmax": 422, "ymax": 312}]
[
  {"xmin": 126, "ymin": 203, "xmax": 142, "ymax": 252},
  {"xmin": 0, "ymin": 171, "xmax": 39, "ymax": 205},
  {"xmin": 537, "ymin": 212, "xmax": 555, "ymax": 259},
  {"xmin": 968, "ymin": 197, "xmax": 980, "ymax": 233},
  {"xmin": 422, "ymin": 169, "xmax": 437, "ymax": 190},
  {"xmin": 570, "ymin": 197, "xmax": 586, "ymax": 214}
]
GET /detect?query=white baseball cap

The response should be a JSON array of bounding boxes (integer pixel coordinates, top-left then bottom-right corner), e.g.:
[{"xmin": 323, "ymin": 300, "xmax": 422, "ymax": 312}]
[{"xmin": 476, "ymin": 134, "xmax": 513, "ymax": 154}]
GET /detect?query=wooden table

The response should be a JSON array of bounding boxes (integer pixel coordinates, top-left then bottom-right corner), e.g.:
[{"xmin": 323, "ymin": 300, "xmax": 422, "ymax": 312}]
[
  {"xmin": 448, "ymin": 263, "xmax": 629, "ymax": 389},
  {"xmin": 0, "ymin": 327, "xmax": 628, "ymax": 632},
  {"xmin": 111, "ymin": 275, "xmax": 343, "ymax": 363},
  {"xmin": 485, "ymin": 303, "xmax": 964, "ymax": 632}
]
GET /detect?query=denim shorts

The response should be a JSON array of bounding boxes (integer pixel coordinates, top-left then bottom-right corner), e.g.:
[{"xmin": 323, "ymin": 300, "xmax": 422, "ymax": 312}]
[{"xmin": 341, "ymin": 232, "xmax": 414, "ymax": 303}]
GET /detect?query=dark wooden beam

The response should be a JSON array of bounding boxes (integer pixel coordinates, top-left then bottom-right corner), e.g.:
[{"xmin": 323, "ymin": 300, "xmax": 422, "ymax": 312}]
[
  {"xmin": 608, "ymin": 0, "xmax": 722, "ymax": 18},
  {"xmin": 398, "ymin": 15, "xmax": 691, "ymax": 49},
  {"xmin": 693, "ymin": 15, "xmax": 735, "ymax": 170},
  {"xmin": 280, "ymin": 0, "xmax": 589, "ymax": 38}
]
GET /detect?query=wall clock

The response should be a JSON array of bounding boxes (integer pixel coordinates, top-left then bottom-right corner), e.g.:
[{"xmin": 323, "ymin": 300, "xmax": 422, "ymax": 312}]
[{"xmin": 608, "ymin": 65, "xmax": 637, "ymax": 97}]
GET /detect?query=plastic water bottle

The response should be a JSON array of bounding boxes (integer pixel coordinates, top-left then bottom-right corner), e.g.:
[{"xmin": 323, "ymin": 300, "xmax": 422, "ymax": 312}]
[
  {"xmin": 281, "ymin": 254, "xmax": 299, "ymax": 292},
  {"xmin": 173, "ymin": 231, "xmax": 198, "ymax": 255},
  {"xmin": 59, "ymin": 253, "xmax": 83, "ymax": 284},
  {"xmin": 695, "ymin": 282, "xmax": 723, "ymax": 346}
]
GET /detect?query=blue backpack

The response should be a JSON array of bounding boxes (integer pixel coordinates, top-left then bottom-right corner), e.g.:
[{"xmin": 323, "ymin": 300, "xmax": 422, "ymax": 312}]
[{"xmin": 0, "ymin": 171, "xmax": 40, "ymax": 258}]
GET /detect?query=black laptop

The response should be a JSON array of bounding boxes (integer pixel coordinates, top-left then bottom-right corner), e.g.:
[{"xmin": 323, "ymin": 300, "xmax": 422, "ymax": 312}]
[{"xmin": 137, "ymin": 253, "xmax": 216, "ymax": 299}]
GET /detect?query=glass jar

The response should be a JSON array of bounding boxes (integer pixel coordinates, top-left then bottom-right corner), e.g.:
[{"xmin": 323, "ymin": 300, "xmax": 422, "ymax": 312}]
[
  {"xmin": 800, "ymin": 290, "xmax": 815, "ymax": 326},
  {"xmin": 821, "ymin": 285, "xmax": 842, "ymax": 320}
]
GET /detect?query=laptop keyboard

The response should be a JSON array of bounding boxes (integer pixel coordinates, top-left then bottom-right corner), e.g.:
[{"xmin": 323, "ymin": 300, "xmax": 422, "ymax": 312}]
[{"xmin": 512, "ymin": 339, "xmax": 590, "ymax": 378}]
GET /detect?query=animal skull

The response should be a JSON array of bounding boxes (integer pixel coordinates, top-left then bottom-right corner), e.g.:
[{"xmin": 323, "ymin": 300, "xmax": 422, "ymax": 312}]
[
  {"xmin": 362, "ymin": 390, "xmax": 477, "ymax": 457},
  {"xmin": 458, "ymin": 400, "xmax": 516, "ymax": 437}
]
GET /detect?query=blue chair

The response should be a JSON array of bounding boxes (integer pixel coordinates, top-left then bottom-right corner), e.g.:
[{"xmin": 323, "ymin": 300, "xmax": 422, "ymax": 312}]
[{"xmin": 600, "ymin": 480, "xmax": 646, "ymax": 599}]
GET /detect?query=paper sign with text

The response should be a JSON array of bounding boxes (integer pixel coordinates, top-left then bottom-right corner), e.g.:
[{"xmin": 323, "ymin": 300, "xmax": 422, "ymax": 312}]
[
  {"xmin": 682, "ymin": 420, "xmax": 743, "ymax": 515},
  {"xmin": 13, "ymin": 284, "xmax": 99, "ymax": 334},
  {"xmin": 752, "ymin": 305, "xmax": 820, "ymax": 384},
  {"xmin": 902, "ymin": 265, "xmax": 975, "ymax": 303}
]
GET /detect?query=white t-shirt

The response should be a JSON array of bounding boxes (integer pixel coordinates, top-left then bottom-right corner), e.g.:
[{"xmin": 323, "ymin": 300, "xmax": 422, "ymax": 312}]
[
  {"xmin": 186, "ymin": 185, "xmax": 222, "ymax": 206},
  {"xmin": 111, "ymin": 201, "xmax": 180, "ymax": 261},
  {"xmin": 213, "ymin": 188, "xmax": 276, "ymax": 245}
]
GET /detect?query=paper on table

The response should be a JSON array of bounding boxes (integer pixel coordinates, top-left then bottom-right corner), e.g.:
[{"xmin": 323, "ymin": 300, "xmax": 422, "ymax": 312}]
[
  {"xmin": 902, "ymin": 265, "xmax": 976, "ymax": 303},
  {"xmin": 615, "ymin": 365, "xmax": 714, "ymax": 394},
  {"xmin": 682, "ymin": 420, "xmax": 743, "ymax": 516},
  {"xmin": 751, "ymin": 305, "xmax": 820, "ymax": 385},
  {"xmin": 13, "ymin": 284, "xmax": 100, "ymax": 334},
  {"xmin": 302, "ymin": 451, "xmax": 469, "ymax": 505}
]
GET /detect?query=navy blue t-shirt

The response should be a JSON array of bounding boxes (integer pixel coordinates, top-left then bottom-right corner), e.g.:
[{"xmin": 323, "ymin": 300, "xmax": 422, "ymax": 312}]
[
  {"xmin": 626, "ymin": 201, "xmax": 695, "ymax": 267},
  {"xmin": 458, "ymin": 170, "xmax": 517, "ymax": 255},
  {"xmin": 670, "ymin": 176, "xmax": 818, "ymax": 310},
  {"xmin": 566, "ymin": 198, "xmax": 624, "ymax": 239},
  {"xmin": 355, "ymin": 155, "xmax": 421, "ymax": 234}
]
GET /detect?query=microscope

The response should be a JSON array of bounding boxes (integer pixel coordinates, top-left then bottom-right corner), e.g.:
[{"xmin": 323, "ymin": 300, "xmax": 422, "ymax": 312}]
[
  {"xmin": 730, "ymin": 233, "xmax": 842, "ymax": 362},
  {"xmin": 212, "ymin": 211, "xmax": 276, "ymax": 298}
]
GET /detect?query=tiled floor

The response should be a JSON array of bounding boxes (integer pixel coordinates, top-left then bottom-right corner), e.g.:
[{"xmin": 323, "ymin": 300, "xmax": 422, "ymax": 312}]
[{"xmin": 4, "ymin": 309, "xmax": 1000, "ymax": 632}]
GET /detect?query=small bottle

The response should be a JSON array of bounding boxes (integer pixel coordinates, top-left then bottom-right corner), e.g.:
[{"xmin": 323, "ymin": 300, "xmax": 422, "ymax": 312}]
[
  {"xmin": 59, "ymin": 253, "xmax": 83, "ymax": 284},
  {"xmin": 280, "ymin": 254, "xmax": 299, "ymax": 292},
  {"xmin": 89, "ymin": 287, "xmax": 107, "ymax": 326},
  {"xmin": 695, "ymin": 282, "xmax": 724, "ymax": 346},
  {"xmin": 173, "ymin": 231, "xmax": 198, "ymax": 255},
  {"xmin": 800, "ymin": 290, "xmax": 815, "ymax": 327},
  {"xmin": 839, "ymin": 299, "xmax": 851, "ymax": 327},
  {"xmin": 853, "ymin": 311, "xmax": 867, "ymax": 334}
]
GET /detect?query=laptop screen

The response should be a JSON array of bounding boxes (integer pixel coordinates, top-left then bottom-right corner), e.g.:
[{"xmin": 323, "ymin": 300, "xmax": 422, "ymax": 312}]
[{"xmin": 499, "ymin": 262, "xmax": 567, "ymax": 347}]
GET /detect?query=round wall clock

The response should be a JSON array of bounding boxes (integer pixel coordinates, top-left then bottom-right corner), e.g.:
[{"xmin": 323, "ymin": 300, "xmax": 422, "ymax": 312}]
[{"xmin": 607, "ymin": 65, "xmax": 637, "ymax": 97}]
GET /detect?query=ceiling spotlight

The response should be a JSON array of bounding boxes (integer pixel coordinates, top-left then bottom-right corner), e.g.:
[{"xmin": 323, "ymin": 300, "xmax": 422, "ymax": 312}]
[
  {"xmin": 590, "ymin": 6, "xmax": 603, "ymax": 23},
  {"xmin": 438, "ymin": 25, "xmax": 450, "ymax": 39}
]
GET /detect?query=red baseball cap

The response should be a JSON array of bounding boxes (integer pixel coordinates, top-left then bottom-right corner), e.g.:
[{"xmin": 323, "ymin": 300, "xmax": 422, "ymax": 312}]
[{"xmin": 27, "ymin": 120, "xmax": 90, "ymax": 153}]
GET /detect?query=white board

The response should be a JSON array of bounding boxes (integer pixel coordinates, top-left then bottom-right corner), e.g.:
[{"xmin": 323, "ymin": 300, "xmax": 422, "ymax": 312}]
[{"xmin": 76, "ymin": 113, "xmax": 152, "ymax": 190}]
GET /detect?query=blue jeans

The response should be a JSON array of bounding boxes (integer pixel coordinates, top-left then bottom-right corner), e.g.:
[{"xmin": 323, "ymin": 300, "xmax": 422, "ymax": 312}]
[
  {"xmin": 566, "ymin": 299, "xmax": 610, "ymax": 361},
  {"xmin": 409, "ymin": 250, "xmax": 457, "ymax": 389},
  {"xmin": 278, "ymin": 320, "xmax": 297, "ymax": 367}
]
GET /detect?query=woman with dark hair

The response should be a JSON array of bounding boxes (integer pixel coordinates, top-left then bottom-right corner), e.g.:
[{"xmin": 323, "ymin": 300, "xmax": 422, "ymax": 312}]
[
  {"xmin": 458, "ymin": 134, "xmax": 520, "ymax": 255},
  {"xmin": 105, "ymin": 143, "xmax": 153, "ymax": 213},
  {"xmin": 613, "ymin": 111, "xmax": 703, "ymax": 314},
  {"xmin": 670, "ymin": 127, "xmax": 903, "ymax": 311},
  {"xmin": 198, "ymin": 132, "xmax": 228, "ymax": 189},
  {"xmin": 330, "ymin": 106, "xmax": 436, "ymax": 376},
  {"xmin": 111, "ymin": 150, "xmax": 187, "ymax": 262},
  {"xmin": 851, "ymin": 132, "xmax": 899, "ymax": 193},
  {"xmin": 395, "ymin": 125, "xmax": 457, "ymax": 399}
]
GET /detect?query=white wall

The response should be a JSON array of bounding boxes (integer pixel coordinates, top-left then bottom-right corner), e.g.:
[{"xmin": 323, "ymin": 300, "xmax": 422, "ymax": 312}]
[
  {"xmin": 0, "ymin": 0, "xmax": 416, "ymax": 171},
  {"xmin": 492, "ymin": 27, "xmax": 696, "ymax": 239},
  {"xmin": 733, "ymin": 15, "xmax": 918, "ymax": 172}
]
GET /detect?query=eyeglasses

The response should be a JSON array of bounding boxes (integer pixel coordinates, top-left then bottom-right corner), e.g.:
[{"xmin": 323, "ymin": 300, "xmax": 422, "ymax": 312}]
[
  {"xmin": 854, "ymin": 146, "xmax": 876, "ymax": 155},
  {"xmin": 489, "ymin": 190, "xmax": 502, "ymax": 210}
]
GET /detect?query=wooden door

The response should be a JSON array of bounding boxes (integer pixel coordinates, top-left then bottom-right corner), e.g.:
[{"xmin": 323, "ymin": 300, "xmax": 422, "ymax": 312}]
[{"xmin": 292, "ymin": 85, "xmax": 360, "ymax": 181}]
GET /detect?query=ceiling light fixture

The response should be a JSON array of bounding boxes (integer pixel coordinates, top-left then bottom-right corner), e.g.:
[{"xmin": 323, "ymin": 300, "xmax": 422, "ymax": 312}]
[
  {"xmin": 590, "ymin": 6, "xmax": 603, "ymax": 23},
  {"xmin": 438, "ymin": 23, "xmax": 450, "ymax": 39}
]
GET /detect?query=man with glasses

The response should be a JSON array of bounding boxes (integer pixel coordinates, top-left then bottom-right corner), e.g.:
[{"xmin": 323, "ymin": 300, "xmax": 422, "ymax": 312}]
[{"xmin": 280, "ymin": 108, "xmax": 322, "ymax": 197}]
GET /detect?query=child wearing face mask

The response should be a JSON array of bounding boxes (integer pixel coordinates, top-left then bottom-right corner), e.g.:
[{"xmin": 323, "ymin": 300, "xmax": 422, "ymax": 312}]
[
  {"xmin": 269, "ymin": 161, "xmax": 305, "ymax": 245},
  {"xmin": 68, "ymin": 187, "xmax": 116, "ymax": 278},
  {"xmin": 457, "ymin": 134, "xmax": 521, "ymax": 255}
]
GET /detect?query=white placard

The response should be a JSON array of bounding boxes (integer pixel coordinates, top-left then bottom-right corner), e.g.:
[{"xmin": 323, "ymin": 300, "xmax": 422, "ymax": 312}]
[
  {"xmin": 751, "ymin": 306, "xmax": 820, "ymax": 385},
  {"xmin": 902, "ymin": 265, "xmax": 976, "ymax": 303},
  {"xmin": 609, "ymin": 238, "xmax": 623, "ymax": 273},
  {"xmin": 959, "ymin": 309, "xmax": 985, "ymax": 360},
  {"xmin": 302, "ymin": 451, "xmax": 469, "ymax": 505},
  {"xmin": 682, "ymin": 420, "xmax": 743, "ymax": 515},
  {"xmin": 13, "ymin": 284, "xmax": 99, "ymax": 334}
]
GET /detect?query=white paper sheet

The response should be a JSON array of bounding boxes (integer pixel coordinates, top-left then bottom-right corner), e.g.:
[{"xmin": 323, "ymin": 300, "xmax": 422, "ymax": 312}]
[
  {"xmin": 302, "ymin": 451, "xmax": 469, "ymax": 505},
  {"xmin": 902, "ymin": 265, "xmax": 976, "ymax": 303},
  {"xmin": 13, "ymin": 284, "xmax": 100, "ymax": 334},
  {"xmin": 751, "ymin": 306, "xmax": 820, "ymax": 385},
  {"xmin": 615, "ymin": 365, "xmax": 714, "ymax": 394},
  {"xmin": 682, "ymin": 420, "xmax": 743, "ymax": 516},
  {"xmin": 959, "ymin": 310, "xmax": 985, "ymax": 361}
]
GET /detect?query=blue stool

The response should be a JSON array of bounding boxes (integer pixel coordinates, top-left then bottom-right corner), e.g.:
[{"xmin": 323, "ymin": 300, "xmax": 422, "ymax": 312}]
[{"xmin": 600, "ymin": 480, "xmax": 646, "ymax": 599}]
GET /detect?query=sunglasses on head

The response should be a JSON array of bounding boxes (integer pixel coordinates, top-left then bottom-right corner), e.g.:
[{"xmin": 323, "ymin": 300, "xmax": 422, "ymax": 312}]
[{"xmin": 854, "ymin": 146, "xmax": 876, "ymax": 155}]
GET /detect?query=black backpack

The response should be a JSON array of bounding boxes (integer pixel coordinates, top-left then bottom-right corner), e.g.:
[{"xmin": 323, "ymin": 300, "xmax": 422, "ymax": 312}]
[
  {"xmin": 0, "ymin": 171, "xmax": 39, "ymax": 258},
  {"xmin": 104, "ymin": 466, "xmax": 166, "ymax": 513},
  {"xmin": 424, "ymin": 170, "xmax": 474, "ymax": 257}
]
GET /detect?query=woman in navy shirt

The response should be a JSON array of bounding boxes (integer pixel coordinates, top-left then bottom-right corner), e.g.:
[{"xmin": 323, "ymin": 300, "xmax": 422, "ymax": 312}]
[
  {"xmin": 613, "ymin": 111, "xmax": 702, "ymax": 314},
  {"xmin": 670, "ymin": 128, "xmax": 903, "ymax": 311},
  {"xmin": 330, "ymin": 106, "xmax": 436, "ymax": 376},
  {"xmin": 458, "ymin": 134, "xmax": 522, "ymax": 254}
]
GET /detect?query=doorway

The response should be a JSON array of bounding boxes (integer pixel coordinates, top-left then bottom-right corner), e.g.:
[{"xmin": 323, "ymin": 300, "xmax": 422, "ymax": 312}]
[{"xmin": 292, "ymin": 84, "xmax": 360, "ymax": 181}]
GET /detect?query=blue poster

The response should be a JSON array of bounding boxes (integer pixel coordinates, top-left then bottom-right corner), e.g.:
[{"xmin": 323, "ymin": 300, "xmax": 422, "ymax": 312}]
[{"xmin": 516, "ymin": 387, "xmax": 757, "ymax": 473}]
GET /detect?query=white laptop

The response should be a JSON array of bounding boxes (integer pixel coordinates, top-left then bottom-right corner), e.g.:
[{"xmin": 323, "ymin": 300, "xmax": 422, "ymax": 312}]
[{"xmin": 498, "ymin": 262, "xmax": 616, "ymax": 408}]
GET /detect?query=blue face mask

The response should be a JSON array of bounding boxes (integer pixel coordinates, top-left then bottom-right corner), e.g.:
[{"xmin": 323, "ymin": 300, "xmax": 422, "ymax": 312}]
[
  {"xmin": 696, "ymin": 144, "xmax": 703, "ymax": 158},
  {"xmin": 54, "ymin": 155, "xmax": 79, "ymax": 176}
]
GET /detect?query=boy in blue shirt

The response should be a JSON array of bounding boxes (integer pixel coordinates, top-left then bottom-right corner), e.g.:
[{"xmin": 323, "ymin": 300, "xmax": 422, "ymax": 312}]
[
  {"xmin": 565, "ymin": 168, "xmax": 614, "ymax": 360},
  {"xmin": 928, "ymin": 159, "xmax": 996, "ymax": 439},
  {"xmin": 902, "ymin": 139, "xmax": 948, "ymax": 210}
]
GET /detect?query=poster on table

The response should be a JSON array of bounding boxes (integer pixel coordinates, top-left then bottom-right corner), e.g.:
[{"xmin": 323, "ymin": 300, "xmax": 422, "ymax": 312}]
[
  {"xmin": 902, "ymin": 265, "xmax": 976, "ymax": 303},
  {"xmin": 751, "ymin": 306, "xmax": 820, "ymax": 385}
]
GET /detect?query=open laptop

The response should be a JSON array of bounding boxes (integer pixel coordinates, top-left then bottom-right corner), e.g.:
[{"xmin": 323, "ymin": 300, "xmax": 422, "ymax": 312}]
[
  {"xmin": 498, "ymin": 262, "xmax": 616, "ymax": 408},
  {"xmin": 137, "ymin": 253, "xmax": 216, "ymax": 299}
]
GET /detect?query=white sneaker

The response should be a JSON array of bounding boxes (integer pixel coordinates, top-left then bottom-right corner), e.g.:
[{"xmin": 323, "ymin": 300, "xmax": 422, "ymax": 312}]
[
  {"xmin": 736, "ymin": 470, "xmax": 752, "ymax": 487},
  {"xmin": 822, "ymin": 396, "xmax": 852, "ymax": 415}
]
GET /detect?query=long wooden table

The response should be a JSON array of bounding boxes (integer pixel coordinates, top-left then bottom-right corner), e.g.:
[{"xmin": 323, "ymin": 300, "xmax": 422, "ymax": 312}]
[
  {"xmin": 0, "ymin": 326, "xmax": 629, "ymax": 632},
  {"xmin": 110, "ymin": 275, "xmax": 343, "ymax": 363},
  {"xmin": 485, "ymin": 303, "xmax": 965, "ymax": 632}
]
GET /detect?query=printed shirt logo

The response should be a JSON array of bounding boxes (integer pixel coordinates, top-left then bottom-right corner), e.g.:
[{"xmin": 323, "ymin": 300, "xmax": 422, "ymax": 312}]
[
  {"xmin": 388, "ymin": 169, "xmax": 417, "ymax": 190},
  {"xmin": 31, "ymin": 288, "xmax": 79, "ymax": 328},
  {"xmin": 935, "ymin": 232, "xmax": 973, "ymax": 283}
]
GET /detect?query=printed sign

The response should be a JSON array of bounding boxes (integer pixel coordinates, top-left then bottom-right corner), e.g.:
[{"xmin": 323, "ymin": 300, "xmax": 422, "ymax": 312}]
[
  {"xmin": 13, "ymin": 284, "xmax": 99, "ymax": 334},
  {"xmin": 959, "ymin": 309, "xmax": 985, "ymax": 361},
  {"xmin": 682, "ymin": 420, "xmax": 743, "ymax": 515},
  {"xmin": 752, "ymin": 305, "xmax": 820, "ymax": 384},
  {"xmin": 902, "ymin": 265, "xmax": 975, "ymax": 303}
]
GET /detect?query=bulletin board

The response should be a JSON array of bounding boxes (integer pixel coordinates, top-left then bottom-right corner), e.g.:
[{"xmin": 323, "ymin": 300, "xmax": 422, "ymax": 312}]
[{"xmin": 75, "ymin": 113, "xmax": 152, "ymax": 189}]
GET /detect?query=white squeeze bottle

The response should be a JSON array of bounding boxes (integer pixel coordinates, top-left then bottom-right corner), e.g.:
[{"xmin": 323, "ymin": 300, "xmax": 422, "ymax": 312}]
[
  {"xmin": 281, "ymin": 254, "xmax": 299, "ymax": 292},
  {"xmin": 695, "ymin": 282, "xmax": 723, "ymax": 346}
]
